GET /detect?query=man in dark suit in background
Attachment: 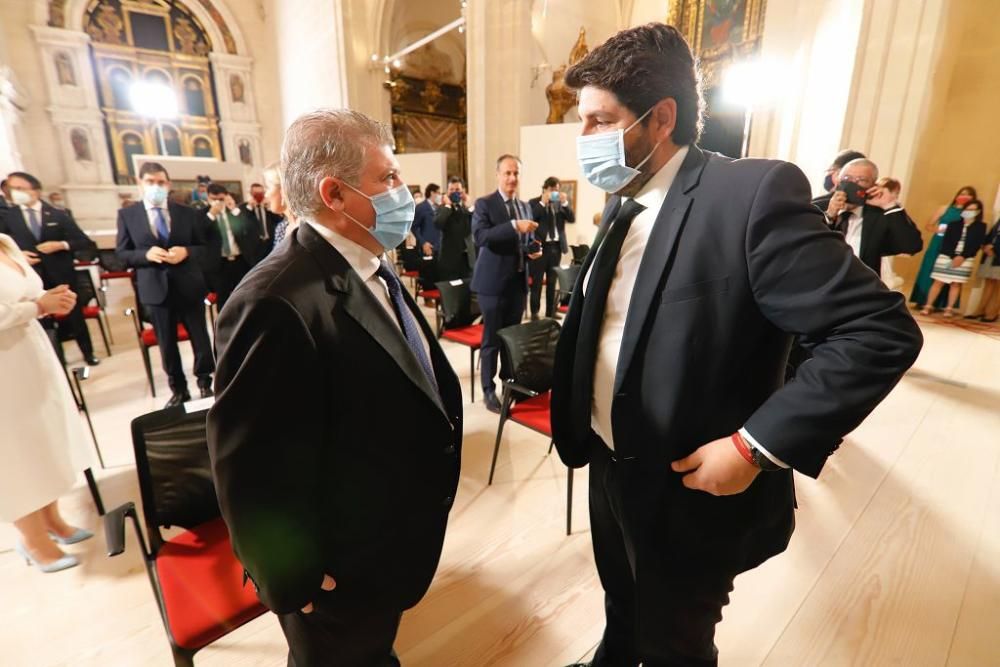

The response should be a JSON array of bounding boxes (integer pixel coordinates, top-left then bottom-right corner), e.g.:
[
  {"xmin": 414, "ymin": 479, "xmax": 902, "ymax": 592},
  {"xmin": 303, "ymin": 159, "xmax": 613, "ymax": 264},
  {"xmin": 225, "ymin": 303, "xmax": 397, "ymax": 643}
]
[
  {"xmin": 412, "ymin": 182, "xmax": 441, "ymax": 258},
  {"xmin": 529, "ymin": 176, "xmax": 575, "ymax": 319},
  {"xmin": 203, "ymin": 183, "xmax": 262, "ymax": 309},
  {"xmin": 207, "ymin": 108, "xmax": 463, "ymax": 667},
  {"xmin": 1, "ymin": 171, "xmax": 99, "ymax": 365},
  {"xmin": 241, "ymin": 182, "xmax": 281, "ymax": 256},
  {"xmin": 434, "ymin": 176, "xmax": 475, "ymax": 281},
  {"xmin": 0, "ymin": 178, "xmax": 10, "ymax": 208},
  {"xmin": 471, "ymin": 155, "xmax": 541, "ymax": 412},
  {"xmin": 116, "ymin": 162, "xmax": 214, "ymax": 407},
  {"xmin": 815, "ymin": 158, "xmax": 922, "ymax": 276},
  {"xmin": 551, "ymin": 24, "xmax": 923, "ymax": 667},
  {"xmin": 818, "ymin": 148, "xmax": 866, "ymax": 196}
]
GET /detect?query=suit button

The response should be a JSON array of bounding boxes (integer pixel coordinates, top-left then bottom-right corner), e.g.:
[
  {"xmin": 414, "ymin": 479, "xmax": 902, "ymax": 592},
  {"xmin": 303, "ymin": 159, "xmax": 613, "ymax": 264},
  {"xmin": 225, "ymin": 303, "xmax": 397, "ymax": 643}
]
[
  {"xmin": 442, "ymin": 496, "xmax": 454, "ymax": 508},
  {"xmin": 444, "ymin": 445, "xmax": 456, "ymax": 455}
]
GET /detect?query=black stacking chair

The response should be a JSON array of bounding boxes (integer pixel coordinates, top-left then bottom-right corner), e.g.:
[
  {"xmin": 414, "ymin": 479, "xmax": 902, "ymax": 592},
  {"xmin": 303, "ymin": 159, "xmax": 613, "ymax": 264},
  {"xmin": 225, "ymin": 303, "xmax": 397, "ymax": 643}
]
[
  {"xmin": 61, "ymin": 268, "xmax": 112, "ymax": 355},
  {"xmin": 104, "ymin": 407, "xmax": 266, "ymax": 666},
  {"xmin": 552, "ymin": 265, "xmax": 581, "ymax": 316},
  {"xmin": 570, "ymin": 244, "xmax": 590, "ymax": 266},
  {"xmin": 435, "ymin": 278, "xmax": 484, "ymax": 401},
  {"xmin": 488, "ymin": 319, "xmax": 575, "ymax": 534}
]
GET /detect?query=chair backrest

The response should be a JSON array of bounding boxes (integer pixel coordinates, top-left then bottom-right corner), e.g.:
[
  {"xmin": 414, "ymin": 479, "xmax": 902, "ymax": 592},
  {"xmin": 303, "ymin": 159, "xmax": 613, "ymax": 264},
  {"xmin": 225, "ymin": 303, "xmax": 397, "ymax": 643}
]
[
  {"xmin": 73, "ymin": 269, "xmax": 100, "ymax": 308},
  {"xmin": 435, "ymin": 279, "xmax": 479, "ymax": 329},
  {"xmin": 98, "ymin": 248, "xmax": 129, "ymax": 273},
  {"xmin": 130, "ymin": 407, "xmax": 220, "ymax": 554},
  {"xmin": 74, "ymin": 247, "xmax": 98, "ymax": 263},
  {"xmin": 571, "ymin": 244, "xmax": 590, "ymax": 265},
  {"xmin": 400, "ymin": 246, "xmax": 422, "ymax": 271},
  {"xmin": 497, "ymin": 319, "xmax": 561, "ymax": 394},
  {"xmin": 553, "ymin": 265, "xmax": 582, "ymax": 296}
]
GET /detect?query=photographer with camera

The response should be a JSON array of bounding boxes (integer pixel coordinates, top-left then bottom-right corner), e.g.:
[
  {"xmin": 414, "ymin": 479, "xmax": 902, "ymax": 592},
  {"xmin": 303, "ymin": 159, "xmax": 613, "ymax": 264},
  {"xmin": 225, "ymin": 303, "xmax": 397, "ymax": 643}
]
[
  {"xmin": 433, "ymin": 176, "xmax": 477, "ymax": 282},
  {"xmin": 814, "ymin": 158, "xmax": 922, "ymax": 276}
]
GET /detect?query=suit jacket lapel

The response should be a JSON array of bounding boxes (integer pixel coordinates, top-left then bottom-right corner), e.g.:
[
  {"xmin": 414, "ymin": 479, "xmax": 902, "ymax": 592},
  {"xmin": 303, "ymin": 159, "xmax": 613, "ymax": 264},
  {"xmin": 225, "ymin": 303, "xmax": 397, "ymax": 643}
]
[
  {"xmin": 6, "ymin": 207, "xmax": 34, "ymax": 249},
  {"xmin": 298, "ymin": 224, "xmax": 447, "ymax": 418},
  {"xmin": 614, "ymin": 146, "xmax": 707, "ymax": 394}
]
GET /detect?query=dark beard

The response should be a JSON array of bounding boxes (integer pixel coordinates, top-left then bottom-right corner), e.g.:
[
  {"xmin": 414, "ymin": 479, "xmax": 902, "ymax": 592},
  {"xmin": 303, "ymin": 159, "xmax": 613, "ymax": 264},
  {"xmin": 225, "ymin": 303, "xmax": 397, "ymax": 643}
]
[{"xmin": 615, "ymin": 134, "xmax": 656, "ymax": 198}]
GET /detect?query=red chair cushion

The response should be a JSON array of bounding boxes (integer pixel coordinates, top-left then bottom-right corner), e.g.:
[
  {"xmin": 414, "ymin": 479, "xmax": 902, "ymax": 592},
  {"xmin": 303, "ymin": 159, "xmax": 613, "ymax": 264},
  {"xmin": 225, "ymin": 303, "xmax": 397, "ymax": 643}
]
[
  {"xmin": 100, "ymin": 271, "xmax": 132, "ymax": 280},
  {"xmin": 205, "ymin": 292, "xmax": 218, "ymax": 304},
  {"xmin": 441, "ymin": 324, "xmax": 484, "ymax": 348},
  {"xmin": 510, "ymin": 391, "xmax": 552, "ymax": 437},
  {"xmin": 402, "ymin": 270, "xmax": 419, "ymax": 278},
  {"xmin": 155, "ymin": 517, "xmax": 266, "ymax": 650},
  {"xmin": 82, "ymin": 306, "xmax": 101, "ymax": 318},
  {"xmin": 141, "ymin": 324, "xmax": 189, "ymax": 348},
  {"xmin": 558, "ymin": 304, "xmax": 569, "ymax": 313},
  {"xmin": 421, "ymin": 289, "xmax": 441, "ymax": 300}
]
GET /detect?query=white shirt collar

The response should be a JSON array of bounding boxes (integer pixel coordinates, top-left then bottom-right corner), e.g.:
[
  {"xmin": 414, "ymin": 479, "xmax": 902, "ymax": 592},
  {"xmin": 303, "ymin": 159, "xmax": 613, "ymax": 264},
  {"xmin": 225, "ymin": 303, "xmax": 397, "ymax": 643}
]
[
  {"xmin": 305, "ymin": 220, "xmax": 382, "ymax": 282},
  {"xmin": 20, "ymin": 200, "xmax": 42, "ymax": 214},
  {"xmin": 626, "ymin": 144, "xmax": 690, "ymax": 211},
  {"xmin": 498, "ymin": 189, "xmax": 516, "ymax": 203}
]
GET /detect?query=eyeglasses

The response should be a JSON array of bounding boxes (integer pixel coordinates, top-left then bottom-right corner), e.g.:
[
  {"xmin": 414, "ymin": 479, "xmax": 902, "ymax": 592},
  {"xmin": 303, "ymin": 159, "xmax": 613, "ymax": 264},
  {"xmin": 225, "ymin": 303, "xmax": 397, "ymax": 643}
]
[{"xmin": 839, "ymin": 175, "xmax": 873, "ymax": 187}]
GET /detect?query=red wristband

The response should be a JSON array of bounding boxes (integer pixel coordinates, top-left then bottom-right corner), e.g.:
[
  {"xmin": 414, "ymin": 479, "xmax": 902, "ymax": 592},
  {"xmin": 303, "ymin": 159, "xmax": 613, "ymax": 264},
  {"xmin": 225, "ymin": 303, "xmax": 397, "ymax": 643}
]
[{"xmin": 731, "ymin": 432, "xmax": 754, "ymax": 465}]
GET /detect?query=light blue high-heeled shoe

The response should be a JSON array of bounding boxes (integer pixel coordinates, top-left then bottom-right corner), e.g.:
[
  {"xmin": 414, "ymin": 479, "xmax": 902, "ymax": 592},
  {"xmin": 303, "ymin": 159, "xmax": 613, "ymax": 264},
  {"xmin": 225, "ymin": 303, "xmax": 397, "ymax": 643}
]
[
  {"xmin": 47, "ymin": 528, "xmax": 94, "ymax": 545},
  {"xmin": 14, "ymin": 541, "xmax": 79, "ymax": 573}
]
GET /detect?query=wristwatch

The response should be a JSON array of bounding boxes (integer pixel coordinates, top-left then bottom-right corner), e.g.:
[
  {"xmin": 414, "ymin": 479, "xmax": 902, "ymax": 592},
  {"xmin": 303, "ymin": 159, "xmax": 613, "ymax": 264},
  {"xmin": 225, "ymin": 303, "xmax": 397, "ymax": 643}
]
[{"xmin": 749, "ymin": 444, "xmax": 783, "ymax": 472}]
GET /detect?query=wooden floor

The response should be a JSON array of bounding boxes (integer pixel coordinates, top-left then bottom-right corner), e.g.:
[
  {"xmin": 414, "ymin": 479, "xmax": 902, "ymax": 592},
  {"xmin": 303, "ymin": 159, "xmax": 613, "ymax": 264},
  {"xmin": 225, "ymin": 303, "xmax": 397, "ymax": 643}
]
[{"xmin": 2, "ymin": 282, "xmax": 999, "ymax": 667}]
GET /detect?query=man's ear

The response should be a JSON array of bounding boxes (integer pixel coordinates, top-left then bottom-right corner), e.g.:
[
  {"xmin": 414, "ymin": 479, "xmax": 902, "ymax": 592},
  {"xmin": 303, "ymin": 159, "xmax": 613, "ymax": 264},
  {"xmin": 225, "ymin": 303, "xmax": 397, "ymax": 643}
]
[
  {"xmin": 319, "ymin": 176, "xmax": 345, "ymax": 211},
  {"xmin": 651, "ymin": 97, "xmax": 678, "ymax": 145}
]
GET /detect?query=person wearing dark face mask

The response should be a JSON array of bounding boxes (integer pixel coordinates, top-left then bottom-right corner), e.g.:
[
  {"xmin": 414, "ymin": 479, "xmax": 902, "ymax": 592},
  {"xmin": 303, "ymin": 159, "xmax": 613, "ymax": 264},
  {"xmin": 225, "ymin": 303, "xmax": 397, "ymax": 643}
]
[
  {"xmin": 240, "ymin": 182, "xmax": 282, "ymax": 256},
  {"xmin": 551, "ymin": 24, "xmax": 922, "ymax": 667},
  {"xmin": 207, "ymin": 109, "xmax": 463, "ymax": 667},
  {"xmin": 818, "ymin": 158, "xmax": 923, "ymax": 276},
  {"xmin": 816, "ymin": 149, "xmax": 866, "ymax": 197},
  {"xmin": 528, "ymin": 176, "xmax": 576, "ymax": 319},
  {"xmin": 911, "ymin": 185, "xmax": 977, "ymax": 308},
  {"xmin": 921, "ymin": 199, "xmax": 988, "ymax": 318},
  {"xmin": 434, "ymin": 176, "xmax": 476, "ymax": 281}
]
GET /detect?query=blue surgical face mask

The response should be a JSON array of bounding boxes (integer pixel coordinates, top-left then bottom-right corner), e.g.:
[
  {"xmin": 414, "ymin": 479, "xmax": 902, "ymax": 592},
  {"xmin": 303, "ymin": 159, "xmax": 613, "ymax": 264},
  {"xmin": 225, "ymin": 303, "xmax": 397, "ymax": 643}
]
[
  {"xmin": 549, "ymin": 191, "xmax": 561, "ymax": 203},
  {"xmin": 576, "ymin": 107, "xmax": 661, "ymax": 193},
  {"xmin": 143, "ymin": 184, "xmax": 168, "ymax": 207},
  {"xmin": 343, "ymin": 181, "xmax": 416, "ymax": 250}
]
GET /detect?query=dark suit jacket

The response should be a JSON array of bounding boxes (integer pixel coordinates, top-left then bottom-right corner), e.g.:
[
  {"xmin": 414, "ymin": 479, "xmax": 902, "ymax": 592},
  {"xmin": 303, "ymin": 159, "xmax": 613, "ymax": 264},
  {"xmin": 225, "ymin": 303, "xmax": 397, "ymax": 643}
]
[
  {"xmin": 433, "ymin": 203, "xmax": 474, "ymax": 280},
  {"xmin": 984, "ymin": 219, "xmax": 1000, "ymax": 267},
  {"xmin": 939, "ymin": 219, "xmax": 986, "ymax": 258},
  {"xmin": 207, "ymin": 223, "xmax": 463, "ymax": 615},
  {"xmin": 202, "ymin": 207, "xmax": 264, "ymax": 271},
  {"xmin": 529, "ymin": 197, "xmax": 575, "ymax": 254},
  {"xmin": 0, "ymin": 202, "xmax": 95, "ymax": 287},
  {"xmin": 240, "ymin": 202, "xmax": 282, "ymax": 252},
  {"xmin": 412, "ymin": 200, "xmax": 441, "ymax": 249},
  {"xmin": 811, "ymin": 195, "xmax": 923, "ymax": 275},
  {"xmin": 552, "ymin": 147, "xmax": 922, "ymax": 577},
  {"xmin": 115, "ymin": 201, "xmax": 208, "ymax": 306},
  {"xmin": 471, "ymin": 191, "xmax": 532, "ymax": 296}
]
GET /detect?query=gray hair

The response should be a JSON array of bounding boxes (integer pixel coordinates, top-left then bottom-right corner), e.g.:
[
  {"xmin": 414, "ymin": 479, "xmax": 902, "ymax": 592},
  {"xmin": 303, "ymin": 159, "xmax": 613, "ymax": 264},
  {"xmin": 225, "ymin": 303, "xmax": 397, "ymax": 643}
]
[
  {"xmin": 840, "ymin": 158, "xmax": 879, "ymax": 181},
  {"xmin": 281, "ymin": 108, "xmax": 394, "ymax": 218}
]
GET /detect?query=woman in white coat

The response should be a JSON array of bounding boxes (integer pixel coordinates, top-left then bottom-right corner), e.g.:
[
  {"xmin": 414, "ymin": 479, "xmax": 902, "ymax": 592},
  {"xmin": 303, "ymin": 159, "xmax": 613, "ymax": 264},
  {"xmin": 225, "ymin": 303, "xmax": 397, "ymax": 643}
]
[{"xmin": 0, "ymin": 233, "xmax": 94, "ymax": 572}]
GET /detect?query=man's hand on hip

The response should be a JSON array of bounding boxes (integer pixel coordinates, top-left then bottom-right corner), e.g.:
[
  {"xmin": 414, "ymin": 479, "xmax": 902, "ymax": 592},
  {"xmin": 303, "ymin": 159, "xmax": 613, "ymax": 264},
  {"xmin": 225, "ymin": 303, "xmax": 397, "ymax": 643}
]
[
  {"xmin": 300, "ymin": 574, "xmax": 337, "ymax": 614},
  {"xmin": 671, "ymin": 437, "xmax": 760, "ymax": 496}
]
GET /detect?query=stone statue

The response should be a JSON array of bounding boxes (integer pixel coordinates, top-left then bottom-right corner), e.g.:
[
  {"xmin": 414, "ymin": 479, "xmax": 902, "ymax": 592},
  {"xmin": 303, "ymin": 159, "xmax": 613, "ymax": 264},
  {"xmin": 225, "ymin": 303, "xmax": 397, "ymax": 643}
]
[
  {"xmin": 55, "ymin": 52, "xmax": 76, "ymax": 86},
  {"xmin": 229, "ymin": 74, "xmax": 245, "ymax": 103},
  {"xmin": 238, "ymin": 140, "xmax": 252, "ymax": 165},
  {"xmin": 70, "ymin": 128, "xmax": 92, "ymax": 162},
  {"xmin": 545, "ymin": 27, "xmax": 590, "ymax": 124}
]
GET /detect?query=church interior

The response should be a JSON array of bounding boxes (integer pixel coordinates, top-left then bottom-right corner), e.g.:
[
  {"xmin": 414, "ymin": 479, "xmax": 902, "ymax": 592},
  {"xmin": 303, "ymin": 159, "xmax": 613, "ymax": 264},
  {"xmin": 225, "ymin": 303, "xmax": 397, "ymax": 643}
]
[{"xmin": 1, "ymin": 0, "xmax": 999, "ymax": 665}]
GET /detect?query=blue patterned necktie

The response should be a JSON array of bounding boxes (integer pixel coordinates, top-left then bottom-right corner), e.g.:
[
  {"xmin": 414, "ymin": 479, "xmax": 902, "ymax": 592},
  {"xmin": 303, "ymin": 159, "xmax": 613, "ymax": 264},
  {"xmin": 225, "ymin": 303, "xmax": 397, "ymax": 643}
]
[
  {"xmin": 154, "ymin": 207, "xmax": 170, "ymax": 245},
  {"xmin": 26, "ymin": 207, "xmax": 42, "ymax": 240},
  {"xmin": 375, "ymin": 260, "xmax": 438, "ymax": 391}
]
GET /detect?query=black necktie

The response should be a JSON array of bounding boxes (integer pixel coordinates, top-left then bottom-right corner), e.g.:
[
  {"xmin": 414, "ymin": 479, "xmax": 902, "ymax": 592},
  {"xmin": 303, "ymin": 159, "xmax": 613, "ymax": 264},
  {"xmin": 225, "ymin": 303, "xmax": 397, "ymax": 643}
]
[
  {"xmin": 548, "ymin": 205, "xmax": 557, "ymax": 241},
  {"xmin": 570, "ymin": 199, "xmax": 646, "ymax": 439},
  {"xmin": 507, "ymin": 198, "xmax": 526, "ymax": 272}
]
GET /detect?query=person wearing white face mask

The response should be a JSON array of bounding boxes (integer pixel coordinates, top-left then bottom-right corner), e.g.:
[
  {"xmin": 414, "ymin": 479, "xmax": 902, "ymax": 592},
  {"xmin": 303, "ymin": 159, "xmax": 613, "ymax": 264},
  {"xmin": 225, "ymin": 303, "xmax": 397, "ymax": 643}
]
[
  {"xmin": 921, "ymin": 199, "xmax": 988, "ymax": 318},
  {"xmin": 550, "ymin": 24, "xmax": 922, "ymax": 667},
  {"xmin": 115, "ymin": 161, "xmax": 214, "ymax": 407},
  {"xmin": 206, "ymin": 108, "xmax": 463, "ymax": 667}
]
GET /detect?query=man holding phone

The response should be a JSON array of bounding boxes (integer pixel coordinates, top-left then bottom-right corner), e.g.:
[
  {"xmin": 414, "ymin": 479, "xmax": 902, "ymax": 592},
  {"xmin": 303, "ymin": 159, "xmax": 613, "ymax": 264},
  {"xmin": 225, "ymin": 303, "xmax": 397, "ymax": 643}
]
[
  {"xmin": 433, "ymin": 176, "xmax": 475, "ymax": 282},
  {"xmin": 817, "ymin": 158, "xmax": 922, "ymax": 276}
]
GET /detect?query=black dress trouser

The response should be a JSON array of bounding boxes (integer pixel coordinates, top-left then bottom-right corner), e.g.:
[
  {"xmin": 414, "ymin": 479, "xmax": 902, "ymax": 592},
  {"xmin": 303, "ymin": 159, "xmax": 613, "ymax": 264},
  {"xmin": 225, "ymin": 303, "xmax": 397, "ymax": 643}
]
[
  {"xmin": 145, "ymin": 288, "xmax": 214, "ymax": 394},
  {"xmin": 278, "ymin": 603, "xmax": 402, "ymax": 667},
  {"xmin": 589, "ymin": 438, "xmax": 736, "ymax": 667}
]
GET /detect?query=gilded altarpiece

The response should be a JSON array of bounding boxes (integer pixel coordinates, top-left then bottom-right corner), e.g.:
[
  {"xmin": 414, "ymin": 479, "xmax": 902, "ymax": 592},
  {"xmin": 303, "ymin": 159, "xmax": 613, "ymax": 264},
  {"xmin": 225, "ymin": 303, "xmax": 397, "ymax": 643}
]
[
  {"xmin": 386, "ymin": 73, "xmax": 467, "ymax": 184},
  {"xmin": 85, "ymin": 0, "xmax": 223, "ymax": 183}
]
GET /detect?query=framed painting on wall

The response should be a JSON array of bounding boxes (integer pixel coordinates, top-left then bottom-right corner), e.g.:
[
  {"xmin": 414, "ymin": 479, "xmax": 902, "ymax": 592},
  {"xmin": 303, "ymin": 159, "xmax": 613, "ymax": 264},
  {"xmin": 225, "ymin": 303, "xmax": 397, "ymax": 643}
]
[
  {"xmin": 558, "ymin": 180, "xmax": 577, "ymax": 211},
  {"xmin": 667, "ymin": 0, "xmax": 767, "ymax": 86}
]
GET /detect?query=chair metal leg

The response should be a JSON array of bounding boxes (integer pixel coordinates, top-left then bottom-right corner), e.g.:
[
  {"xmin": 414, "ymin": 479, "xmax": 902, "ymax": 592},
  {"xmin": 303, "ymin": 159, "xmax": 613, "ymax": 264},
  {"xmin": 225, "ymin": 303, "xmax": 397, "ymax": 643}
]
[
  {"xmin": 548, "ymin": 440, "xmax": 554, "ymax": 455},
  {"xmin": 140, "ymin": 344, "xmax": 156, "ymax": 397},
  {"xmin": 96, "ymin": 315, "xmax": 112, "ymax": 356},
  {"xmin": 470, "ymin": 348, "xmax": 476, "ymax": 403},
  {"xmin": 566, "ymin": 467, "xmax": 574, "ymax": 536},
  {"xmin": 84, "ymin": 468, "xmax": 105, "ymax": 516},
  {"xmin": 170, "ymin": 645, "xmax": 196, "ymax": 667},
  {"xmin": 488, "ymin": 388, "xmax": 514, "ymax": 485},
  {"xmin": 72, "ymin": 369, "xmax": 105, "ymax": 469}
]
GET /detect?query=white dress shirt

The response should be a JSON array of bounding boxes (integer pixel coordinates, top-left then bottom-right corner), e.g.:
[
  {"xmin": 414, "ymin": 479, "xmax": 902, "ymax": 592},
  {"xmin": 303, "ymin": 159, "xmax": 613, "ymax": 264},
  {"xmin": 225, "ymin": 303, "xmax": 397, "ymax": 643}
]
[
  {"xmin": 583, "ymin": 145, "xmax": 688, "ymax": 449},
  {"xmin": 305, "ymin": 221, "xmax": 432, "ymax": 363},
  {"xmin": 844, "ymin": 207, "xmax": 864, "ymax": 258},
  {"xmin": 21, "ymin": 201, "xmax": 71, "ymax": 251}
]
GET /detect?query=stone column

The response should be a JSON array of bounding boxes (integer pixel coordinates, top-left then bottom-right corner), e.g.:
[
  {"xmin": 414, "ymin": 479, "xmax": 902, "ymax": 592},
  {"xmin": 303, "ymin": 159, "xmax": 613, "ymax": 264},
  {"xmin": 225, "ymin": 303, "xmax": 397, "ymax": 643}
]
[{"xmin": 465, "ymin": 0, "xmax": 534, "ymax": 197}]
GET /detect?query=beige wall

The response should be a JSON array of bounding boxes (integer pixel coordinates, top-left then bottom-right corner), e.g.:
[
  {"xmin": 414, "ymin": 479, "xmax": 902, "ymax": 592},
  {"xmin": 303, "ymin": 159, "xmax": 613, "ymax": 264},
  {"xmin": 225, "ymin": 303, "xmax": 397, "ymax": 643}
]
[
  {"xmin": 893, "ymin": 0, "xmax": 1000, "ymax": 288},
  {"xmin": 396, "ymin": 151, "xmax": 447, "ymax": 196}
]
